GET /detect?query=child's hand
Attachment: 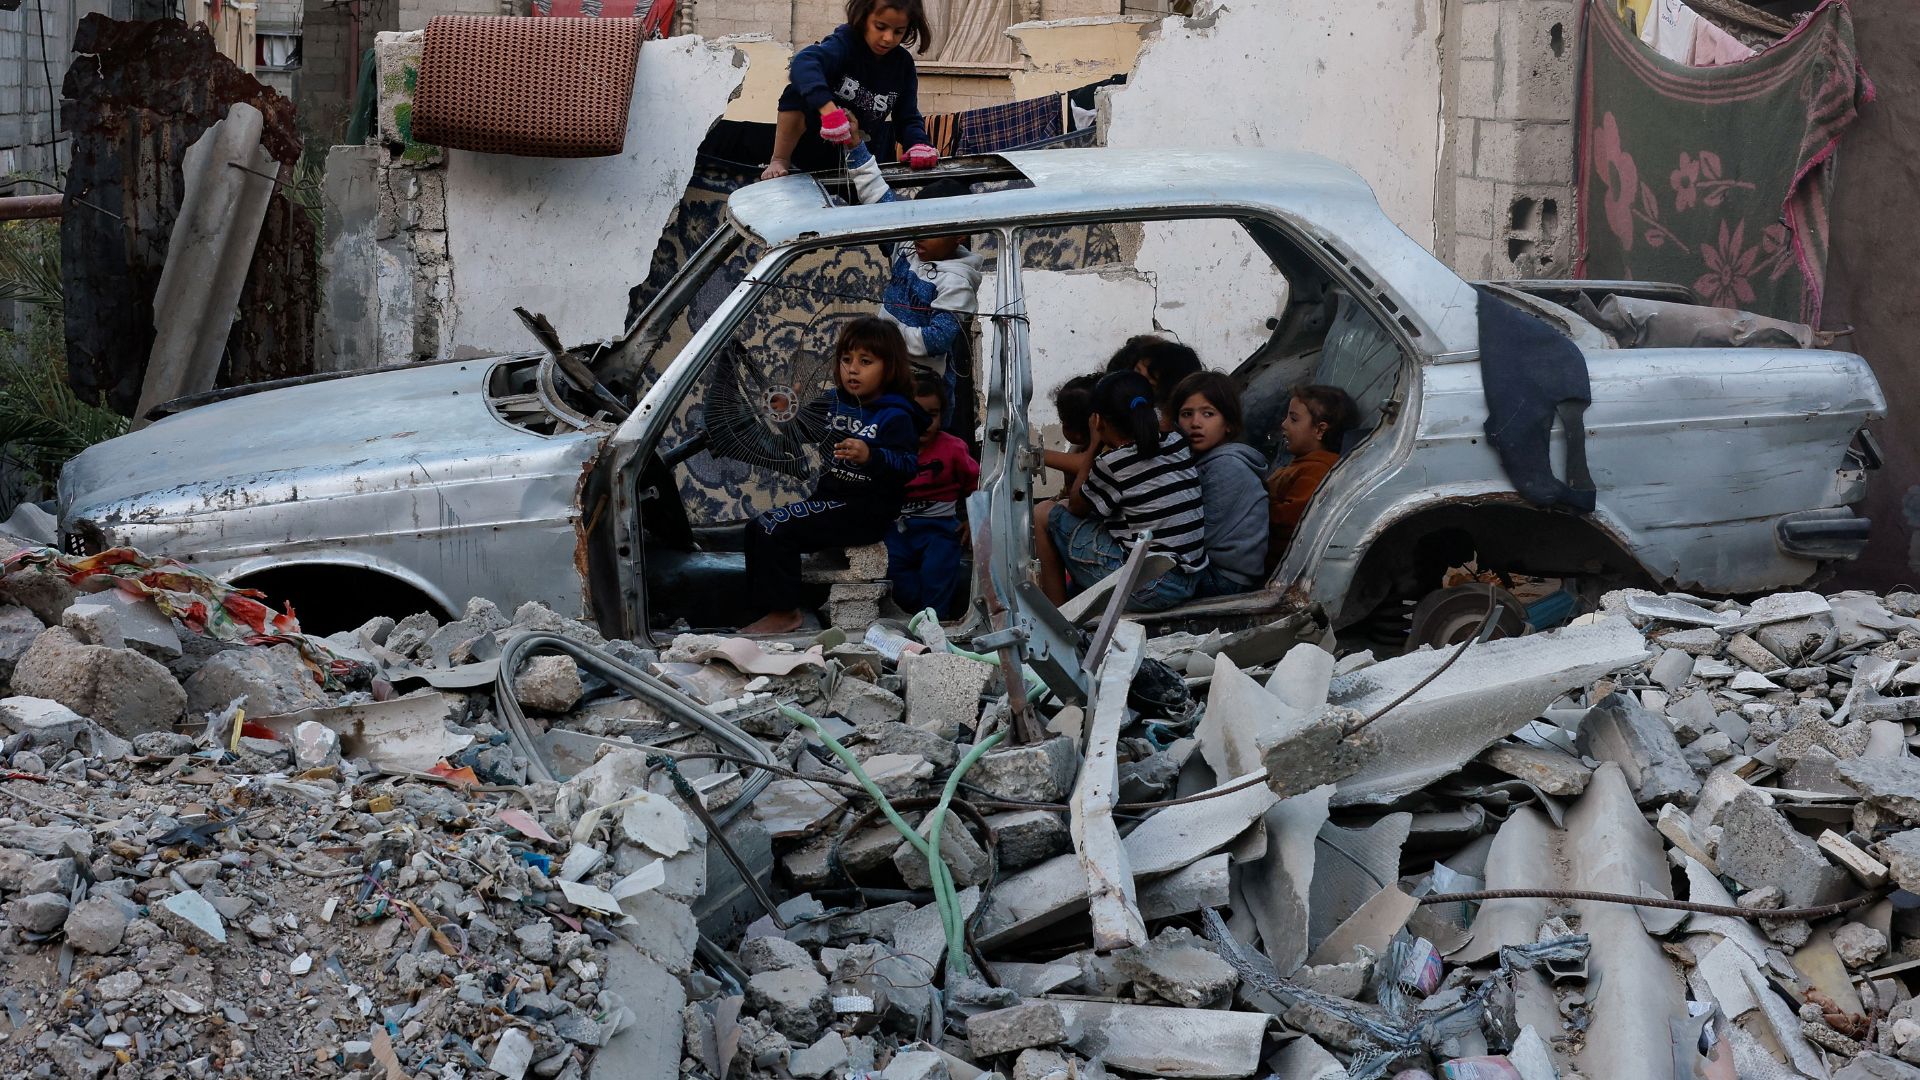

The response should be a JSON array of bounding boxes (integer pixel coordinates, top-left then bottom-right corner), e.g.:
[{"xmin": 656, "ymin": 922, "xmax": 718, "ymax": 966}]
[
  {"xmin": 905, "ymin": 144, "xmax": 938, "ymax": 170},
  {"xmin": 834, "ymin": 438, "xmax": 870, "ymax": 464},
  {"xmin": 819, "ymin": 106, "xmax": 855, "ymax": 146}
]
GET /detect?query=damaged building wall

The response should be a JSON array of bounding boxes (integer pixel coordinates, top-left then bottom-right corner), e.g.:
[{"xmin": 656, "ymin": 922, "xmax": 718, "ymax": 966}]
[
  {"xmin": 321, "ymin": 33, "xmax": 745, "ymax": 364},
  {"xmin": 1105, "ymin": 0, "xmax": 1446, "ymax": 247},
  {"xmin": 1436, "ymin": 0, "xmax": 1580, "ymax": 279},
  {"xmin": 442, "ymin": 36, "xmax": 744, "ymax": 353},
  {"xmin": 1007, "ymin": 16, "xmax": 1153, "ymax": 100}
]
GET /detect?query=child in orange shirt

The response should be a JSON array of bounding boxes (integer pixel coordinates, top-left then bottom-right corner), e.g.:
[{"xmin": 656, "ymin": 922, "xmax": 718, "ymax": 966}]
[{"xmin": 1265, "ymin": 384, "xmax": 1358, "ymax": 571}]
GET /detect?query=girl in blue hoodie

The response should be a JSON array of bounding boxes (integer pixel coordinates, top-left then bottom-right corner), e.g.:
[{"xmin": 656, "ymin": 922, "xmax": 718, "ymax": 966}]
[
  {"xmin": 761, "ymin": 0, "xmax": 939, "ymax": 179},
  {"xmin": 741, "ymin": 317, "xmax": 928, "ymax": 634}
]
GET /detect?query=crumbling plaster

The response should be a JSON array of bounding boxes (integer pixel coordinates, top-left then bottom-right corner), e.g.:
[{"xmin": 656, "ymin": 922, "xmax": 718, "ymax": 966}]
[
  {"xmin": 1105, "ymin": 0, "xmax": 1446, "ymax": 247},
  {"xmin": 441, "ymin": 36, "xmax": 747, "ymax": 355}
]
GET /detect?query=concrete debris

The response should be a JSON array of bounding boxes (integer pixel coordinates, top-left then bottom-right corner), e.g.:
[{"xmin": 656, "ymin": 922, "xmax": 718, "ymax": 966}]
[{"xmin": 3, "ymin": 536, "xmax": 1916, "ymax": 1080}]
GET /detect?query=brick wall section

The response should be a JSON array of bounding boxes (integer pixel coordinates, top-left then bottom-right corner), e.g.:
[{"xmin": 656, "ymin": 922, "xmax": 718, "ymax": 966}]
[
  {"xmin": 0, "ymin": 0, "xmax": 112, "ymax": 178},
  {"xmin": 1438, "ymin": 0, "xmax": 1579, "ymax": 281}
]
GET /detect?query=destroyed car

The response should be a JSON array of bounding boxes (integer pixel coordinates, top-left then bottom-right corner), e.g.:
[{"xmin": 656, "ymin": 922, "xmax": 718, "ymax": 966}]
[{"xmin": 58, "ymin": 148, "xmax": 1885, "ymax": 645}]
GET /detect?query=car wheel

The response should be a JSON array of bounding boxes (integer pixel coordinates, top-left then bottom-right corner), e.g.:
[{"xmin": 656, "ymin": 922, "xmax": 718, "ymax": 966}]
[{"xmin": 1405, "ymin": 582, "xmax": 1529, "ymax": 653}]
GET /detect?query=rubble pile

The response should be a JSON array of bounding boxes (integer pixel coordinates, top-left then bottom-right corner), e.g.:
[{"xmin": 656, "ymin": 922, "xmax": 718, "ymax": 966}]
[{"xmin": 12, "ymin": 559, "xmax": 1920, "ymax": 1080}]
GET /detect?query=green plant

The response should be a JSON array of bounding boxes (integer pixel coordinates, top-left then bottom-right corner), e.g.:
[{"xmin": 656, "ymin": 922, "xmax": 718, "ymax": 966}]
[{"xmin": 0, "ymin": 218, "xmax": 127, "ymax": 499}]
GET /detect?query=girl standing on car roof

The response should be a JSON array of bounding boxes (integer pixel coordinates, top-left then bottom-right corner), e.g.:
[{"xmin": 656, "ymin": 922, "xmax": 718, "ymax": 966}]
[
  {"xmin": 760, "ymin": 0, "xmax": 940, "ymax": 180},
  {"xmin": 739, "ymin": 318, "xmax": 928, "ymax": 636}
]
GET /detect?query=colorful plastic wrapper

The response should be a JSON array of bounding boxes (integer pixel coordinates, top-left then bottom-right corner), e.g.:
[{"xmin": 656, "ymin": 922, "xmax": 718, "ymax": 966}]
[
  {"xmin": 2, "ymin": 546, "xmax": 370, "ymax": 690},
  {"xmin": 1400, "ymin": 937, "xmax": 1444, "ymax": 996}
]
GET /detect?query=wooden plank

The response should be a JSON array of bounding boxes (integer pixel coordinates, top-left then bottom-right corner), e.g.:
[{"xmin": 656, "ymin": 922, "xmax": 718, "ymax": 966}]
[
  {"xmin": 1073, "ymin": 619, "xmax": 1147, "ymax": 952},
  {"xmin": 1818, "ymin": 829, "xmax": 1889, "ymax": 888}
]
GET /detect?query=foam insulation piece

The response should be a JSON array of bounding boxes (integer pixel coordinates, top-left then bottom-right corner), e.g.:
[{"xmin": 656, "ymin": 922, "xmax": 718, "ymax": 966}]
[
  {"xmin": 1328, "ymin": 617, "xmax": 1650, "ymax": 805},
  {"xmin": 443, "ymin": 36, "xmax": 746, "ymax": 354}
]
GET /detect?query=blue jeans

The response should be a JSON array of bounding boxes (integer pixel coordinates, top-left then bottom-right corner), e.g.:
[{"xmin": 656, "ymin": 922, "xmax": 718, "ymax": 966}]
[
  {"xmin": 886, "ymin": 516, "xmax": 965, "ymax": 617},
  {"xmin": 1192, "ymin": 564, "xmax": 1257, "ymax": 599},
  {"xmin": 1046, "ymin": 505, "xmax": 1198, "ymax": 612}
]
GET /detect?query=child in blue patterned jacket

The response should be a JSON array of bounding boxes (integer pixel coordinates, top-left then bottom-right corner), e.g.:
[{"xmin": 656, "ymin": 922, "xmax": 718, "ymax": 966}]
[{"xmin": 843, "ymin": 140, "xmax": 985, "ymax": 421}]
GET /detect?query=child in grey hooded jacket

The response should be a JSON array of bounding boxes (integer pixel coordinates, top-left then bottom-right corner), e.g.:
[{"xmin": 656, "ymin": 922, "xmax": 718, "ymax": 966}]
[{"xmin": 1170, "ymin": 371, "xmax": 1270, "ymax": 596}]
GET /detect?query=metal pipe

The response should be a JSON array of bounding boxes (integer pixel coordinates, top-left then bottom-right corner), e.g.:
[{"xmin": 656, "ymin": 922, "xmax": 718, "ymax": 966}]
[{"xmin": 0, "ymin": 194, "xmax": 64, "ymax": 219}]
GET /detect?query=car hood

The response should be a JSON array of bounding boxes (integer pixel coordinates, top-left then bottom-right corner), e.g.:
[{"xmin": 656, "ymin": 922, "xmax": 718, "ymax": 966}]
[{"xmin": 60, "ymin": 358, "xmax": 605, "ymax": 526}]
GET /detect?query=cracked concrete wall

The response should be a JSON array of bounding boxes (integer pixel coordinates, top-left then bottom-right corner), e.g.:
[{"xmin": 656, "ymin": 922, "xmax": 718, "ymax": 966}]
[{"xmin": 1105, "ymin": 0, "xmax": 1446, "ymax": 247}]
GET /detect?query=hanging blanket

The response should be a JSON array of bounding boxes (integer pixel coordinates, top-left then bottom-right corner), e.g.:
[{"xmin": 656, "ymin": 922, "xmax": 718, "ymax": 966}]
[
  {"xmin": 954, "ymin": 95, "xmax": 1065, "ymax": 155},
  {"xmin": 1575, "ymin": 0, "xmax": 1872, "ymax": 324}
]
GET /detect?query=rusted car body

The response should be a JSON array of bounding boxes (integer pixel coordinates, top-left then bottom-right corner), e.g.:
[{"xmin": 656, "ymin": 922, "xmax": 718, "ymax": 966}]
[{"xmin": 58, "ymin": 148, "xmax": 1885, "ymax": 641}]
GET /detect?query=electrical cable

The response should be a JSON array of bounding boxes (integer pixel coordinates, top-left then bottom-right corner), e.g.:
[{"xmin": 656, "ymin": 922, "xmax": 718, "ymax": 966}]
[
  {"xmin": 1417, "ymin": 887, "xmax": 1886, "ymax": 921},
  {"xmin": 493, "ymin": 632, "xmax": 773, "ymax": 821}
]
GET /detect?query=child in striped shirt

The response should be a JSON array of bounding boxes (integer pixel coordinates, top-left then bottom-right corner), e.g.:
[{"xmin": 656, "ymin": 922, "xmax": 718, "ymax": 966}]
[{"xmin": 1035, "ymin": 371, "xmax": 1209, "ymax": 612}]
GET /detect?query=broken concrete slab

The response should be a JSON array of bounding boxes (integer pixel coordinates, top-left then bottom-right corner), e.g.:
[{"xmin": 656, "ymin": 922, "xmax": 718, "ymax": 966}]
[
  {"xmin": 11, "ymin": 627, "xmax": 185, "ymax": 737},
  {"xmin": 1716, "ymin": 789, "xmax": 1851, "ymax": 909},
  {"xmin": 1480, "ymin": 742, "xmax": 1592, "ymax": 796},
  {"xmin": 1328, "ymin": 617, "xmax": 1648, "ymax": 805},
  {"xmin": 1576, "ymin": 692, "xmax": 1701, "ymax": 806},
  {"xmin": 1038, "ymin": 997, "xmax": 1269, "ymax": 1078},
  {"xmin": 977, "ymin": 777, "xmax": 1273, "ymax": 948},
  {"xmin": 1113, "ymin": 926, "xmax": 1238, "ymax": 1008},
  {"xmin": 1304, "ymin": 884, "xmax": 1418, "ymax": 967},
  {"xmin": 589, "ymin": 941, "xmax": 685, "ymax": 1080},
  {"xmin": 1237, "ymin": 785, "xmax": 1331, "ymax": 976},
  {"xmin": 967, "ymin": 1002, "xmax": 1068, "ymax": 1058},
  {"xmin": 1837, "ymin": 756, "xmax": 1920, "ymax": 822},
  {"xmin": 183, "ymin": 642, "xmax": 328, "ymax": 717}
]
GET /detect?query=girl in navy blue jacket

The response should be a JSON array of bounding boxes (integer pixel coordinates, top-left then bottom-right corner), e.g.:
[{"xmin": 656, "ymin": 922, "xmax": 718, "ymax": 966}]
[
  {"xmin": 740, "ymin": 317, "xmax": 929, "ymax": 634},
  {"xmin": 761, "ymin": 0, "xmax": 939, "ymax": 179}
]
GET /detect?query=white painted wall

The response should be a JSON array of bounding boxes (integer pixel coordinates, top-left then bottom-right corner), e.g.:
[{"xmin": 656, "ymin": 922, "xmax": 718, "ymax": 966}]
[
  {"xmin": 442, "ymin": 37, "xmax": 746, "ymax": 355},
  {"xmin": 1135, "ymin": 218, "xmax": 1288, "ymax": 369},
  {"xmin": 1104, "ymin": 0, "xmax": 1445, "ymax": 247}
]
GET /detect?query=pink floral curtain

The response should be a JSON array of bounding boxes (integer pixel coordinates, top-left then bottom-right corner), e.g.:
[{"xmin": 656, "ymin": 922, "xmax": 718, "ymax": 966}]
[{"xmin": 1575, "ymin": 0, "xmax": 1871, "ymax": 324}]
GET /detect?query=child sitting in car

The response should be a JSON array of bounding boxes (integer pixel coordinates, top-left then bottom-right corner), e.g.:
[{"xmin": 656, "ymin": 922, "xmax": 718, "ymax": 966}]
[
  {"xmin": 1265, "ymin": 384, "xmax": 1358, "ymax": 572},
  {"xmin": 843, "ymin": 140, "xmax": 984, "ymax": 428},
  {"xmin": 1035, "ymin": 371, "xmax": 1210, "ymax": 611},
  {"xmin": 887, "ymin": 370, "xmax": 979, "ymax": 617},
  {"xmin": 1170, "ymin": 371, "xmax": 1269, "ymax": 596}
]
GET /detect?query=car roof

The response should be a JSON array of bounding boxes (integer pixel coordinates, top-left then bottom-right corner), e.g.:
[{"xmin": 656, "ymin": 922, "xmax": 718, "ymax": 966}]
[{"xmin": 724, "ymin": 147, "xmax": 1477, "ymax": 356}]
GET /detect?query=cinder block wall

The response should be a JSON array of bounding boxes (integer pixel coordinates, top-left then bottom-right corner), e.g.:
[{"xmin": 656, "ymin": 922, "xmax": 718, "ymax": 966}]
[
  {"xmin": 0, "ymin": 0, "xmax": 112, "ymax": 178},
  {"xmin": 1438, "ymin": 0, "xmax": 1579, "ymax": 280}
]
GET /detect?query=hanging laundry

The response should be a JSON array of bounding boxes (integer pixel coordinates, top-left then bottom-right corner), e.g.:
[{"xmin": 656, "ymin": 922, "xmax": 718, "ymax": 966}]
[
  {"xmin": 1639, "ymin": 0, "xmax": 1699, "ymax": 62},
  {"xmin": 1576, "ymin": 0, "xmax": 1872, "ymax": 325},
  {"xmin": 954, "ymin": 94, "xmax": 1066, "ymax": 155},
  {"xmin": 1616, "ymin": 0, "xmax": 1653, "ymax": 35},
  {"xmin": 1687, "ymin": 16, "xmax": 1757, "ymax": 66}
]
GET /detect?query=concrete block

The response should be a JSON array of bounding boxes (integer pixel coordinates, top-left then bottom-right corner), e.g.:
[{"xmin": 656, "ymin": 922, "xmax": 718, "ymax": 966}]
[
  {"xmin": 589, "ymin": 942, "xmax": 684, "ymax": 1080},
  {"xmin": 11, "ymin": 628, "xmax": 186, "ymax": 738},
  {"xmin": 1717, "ymin": 789, "xmax": 1851, "ymax": 908},
  {"xmin": 1455, "ymin": 175, "xmax": 1498, "ymax": 239},
  {"xmin": 892, "ymin": 809, "xmax": 990, "ymax": 889},
  {"xmin": 1456, "ymin": 58, "xmax": 1498, "ymax": 121},
  {"xmin": 899, "ymin": 651, "xmax": 990, "ymax": 739},
  {"xmin": 969, "ymin": 1001, "xmax": 1068, "ymax": 1057},
  {"xmin": 1460, "ymin": 0, "xmax": 1503, "ymax": 58}
]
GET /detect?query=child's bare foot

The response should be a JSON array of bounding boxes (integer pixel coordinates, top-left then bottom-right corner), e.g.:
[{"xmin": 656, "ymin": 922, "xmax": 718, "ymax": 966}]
[
  {"xmin": 740, "ymin": 609, "xmax": 805, "ymax": 635},
  {"xmin": 760, "ymin": 159, "xmax": 793, "ymax": 180}
]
